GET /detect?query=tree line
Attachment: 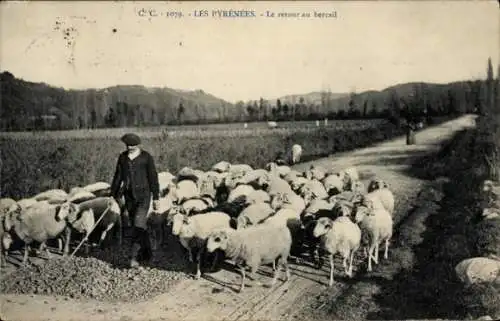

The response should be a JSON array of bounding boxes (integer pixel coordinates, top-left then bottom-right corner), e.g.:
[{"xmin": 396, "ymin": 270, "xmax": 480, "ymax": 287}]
[{"xmin": 1, "ymin": 58, "xmax": 498, "ymax": 131}]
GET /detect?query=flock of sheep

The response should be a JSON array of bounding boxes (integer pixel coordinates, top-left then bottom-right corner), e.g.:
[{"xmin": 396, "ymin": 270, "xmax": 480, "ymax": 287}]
[{"xmin": 0, "ymin": 143, "xmax": 397, "ymax": 293}]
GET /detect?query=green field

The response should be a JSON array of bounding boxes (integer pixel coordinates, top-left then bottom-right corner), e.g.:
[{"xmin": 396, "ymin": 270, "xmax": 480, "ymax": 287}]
[{"xmin": 1, "ymin": 118, "xmax": 414, "ymax": 199}]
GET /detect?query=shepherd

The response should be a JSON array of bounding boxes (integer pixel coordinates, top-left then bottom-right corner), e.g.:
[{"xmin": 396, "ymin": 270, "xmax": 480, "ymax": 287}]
[{"xmin": 111, "ymin": 133, "xmax": 160, "ymax": 268}]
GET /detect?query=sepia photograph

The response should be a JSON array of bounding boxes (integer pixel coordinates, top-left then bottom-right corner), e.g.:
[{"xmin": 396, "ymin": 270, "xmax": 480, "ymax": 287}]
[{"xmin": 0, "ymin": 1, "xmax": 499, "ymax": 320}]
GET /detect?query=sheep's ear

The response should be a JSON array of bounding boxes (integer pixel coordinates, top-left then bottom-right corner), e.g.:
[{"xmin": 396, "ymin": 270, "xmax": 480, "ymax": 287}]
[
  {"xmin": 54, "ymin": 205, "xmax": 64, "ymax": 221},
  {"xmin": 3, "ymin": 211, "xmax": 16, "ymax": 231}
]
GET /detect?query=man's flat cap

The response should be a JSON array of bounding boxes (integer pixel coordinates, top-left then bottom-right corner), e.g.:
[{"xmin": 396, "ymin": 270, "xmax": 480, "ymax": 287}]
[{"xmin": 121, "ymin": 133, "xmax": 141, "ymax": 146}]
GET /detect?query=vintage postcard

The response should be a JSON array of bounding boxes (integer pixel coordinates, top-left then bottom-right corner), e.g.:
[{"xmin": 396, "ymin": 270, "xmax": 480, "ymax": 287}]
[{"xmin": 1, "ymin": 1, "xmax": 499, "ymax": 321}]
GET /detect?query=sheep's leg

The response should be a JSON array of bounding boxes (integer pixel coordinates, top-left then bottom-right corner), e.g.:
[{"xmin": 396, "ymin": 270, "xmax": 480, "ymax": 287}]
[
  {"xmin": 347, "ymin": 250, "xmax": 355, "ymax": 277},
  {"xmin": 250, "ymin": 265, "xmax": 262, "ymax": 287},
  {"xmin": 384, "ymin": 238, "xmax": 390, "ymax": 260},
  {"xmin": 99, "ymin": 223, "xmax": 114, "ymax": 248},
  {"xmin": 57, "ymin": 239, "xmax": 63, "ymax": 252},
  {"xmin": 270, "ymin": 261, "xmax": 279, "ymax": 287},
  {"xmin": 367, "ymin": 243, "xmax": 376, "ymax": 272},
  {"xmin": 329, "ymin": 254, "xmax": 334, "ymax": 287},
  {"xmin": 210, "ymin": 250, "xmax": 219, "ymax": 271},
  {"xmin": 22, "ymin": 244, "xmax": 29, "ymax": 265},
  {"xmin": 239, "ymin": 266, "xmax": 246, "ymax": 292},
  {"xmin": 63, "ymin": 226, "xmax": 71, "ymax": 256},
  {"xmin": 41, "ymin": 242, "xmax": 52, "ymax": 259},
  {"xmin": 374, "ymin": 242, "xmax": 379, "ymax": 264},
  {"xmin": 194, "ymin": 246, "xmax": 202, "ymax": 280},
  {"xmin": 284, "ymin": 259, "xmax": 291, "ymax": 282}
]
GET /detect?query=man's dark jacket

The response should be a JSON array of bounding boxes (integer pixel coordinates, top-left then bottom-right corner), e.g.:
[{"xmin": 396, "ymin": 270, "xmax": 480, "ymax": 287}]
[{"xmin": 110, "ymin": 150, "xmax": 160, "ymax": 202}]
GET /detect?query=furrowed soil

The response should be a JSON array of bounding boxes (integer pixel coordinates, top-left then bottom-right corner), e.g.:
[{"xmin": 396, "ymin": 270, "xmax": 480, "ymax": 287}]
[{"xmin": 0, "ymin": 115, "xmax": 477, "ymax": 321}]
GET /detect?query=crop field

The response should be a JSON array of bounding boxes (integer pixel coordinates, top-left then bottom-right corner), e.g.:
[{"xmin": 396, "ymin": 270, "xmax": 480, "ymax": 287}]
[
  {"xmin": 0, "ymin": 119, "xmax": 387, "ymax": 140},
  {"xmin": 1, "ymin": 119, "xmax": 408, "ymax": 199}
]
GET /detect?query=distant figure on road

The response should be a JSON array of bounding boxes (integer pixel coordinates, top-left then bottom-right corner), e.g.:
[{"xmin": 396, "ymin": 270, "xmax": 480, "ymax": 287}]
[{"xmin": 111, "ymin": 133, "xmax": 160, "ymax": 268}]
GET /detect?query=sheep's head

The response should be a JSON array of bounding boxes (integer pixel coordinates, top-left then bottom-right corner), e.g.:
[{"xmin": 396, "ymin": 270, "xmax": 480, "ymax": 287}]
[
  {"xmin": 482, "ymin": 207, "xmax": 500, "ymax": 220},
  {"xmin": 171, "ymin": 213, "xmax": 187, "ymax": 235},
  {"xmin": 367, "ymin": 179, "xmax": 389, "ymax": 193},
  {"xmin": 55, "ymin": 202, "xmax": 80, "ymax": 222},
  {"xmin": 69, "ymin": 208, "xmax": 95, "ymax": 235},
  {"xmin": 323, "ymin": 175, "xmax": 343, "ymax": 196},
  {"xmin": 353, "ymin": 203, "xmax": 373, "ymax": 223},
  {"xmin": 236, "ymin": 215, "xmax": 251, "ymax": 230},
  {"xmin": 2, "ymin": 203, "xmax": 22, "ymax": 232},
  {"xmin": 265, "ymin": 162, "xmax": 278, "ymax": 172},
  {"xmin": 257, "ymin": 174, "xmax": 271, "ymax": 189},
  {"xmin": 211, "ymin": 161, "xmax": 231, "ymax": 173},
  {"xmin": 177, "ymin": 218, "xmax": 196, "ymax": 238},
  {"xmin": 207, "ymin": 230, "xmax": 229, "ymax": 252},
  {"xmin": 352, "ymin": 181, "xmax": 366, "ymax": 194},
  {"xmin": 2, "ymin": 233, "xmax": 13, "ymax": 252},
  {"xmin": 301, "ymin": 188, "xmax": 316, "ymax": 205},
  {"xmin": 313, "ymin": 217, "xmax": 332, "ymax": 238},
  {"xmin": 483, "ymin": 179, "xmax": 495, "ymax": 192},
  {"xmin": 291, "ymin": 177, "xmax": 307, "ymax": 192},
  {"xmin": 271, "ymin": 193, "xmax": 289, "ymax": 210},
  {"xmin": 334, "ymin": 202, "xmax": 353, "ymax": 218}
]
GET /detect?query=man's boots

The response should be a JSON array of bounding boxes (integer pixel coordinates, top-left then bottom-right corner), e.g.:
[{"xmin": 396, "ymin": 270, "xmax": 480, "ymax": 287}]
[
  {"xmin": 138, "ymin": 229, "xmax": 153, "ymax": 263},
  {"xmin": 129, "ymin": 242, "xmax": 141, "ymax": 268}
]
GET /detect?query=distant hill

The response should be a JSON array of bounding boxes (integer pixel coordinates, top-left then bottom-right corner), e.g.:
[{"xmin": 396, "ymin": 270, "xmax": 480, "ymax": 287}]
[{"xmin": 0, "ymin": 70, "xmax": 486, "ymax": 131}]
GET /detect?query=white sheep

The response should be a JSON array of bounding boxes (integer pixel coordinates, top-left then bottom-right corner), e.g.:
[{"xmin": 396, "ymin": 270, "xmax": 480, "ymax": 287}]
[
  {"xmin": 299, "ymin": 179, "xmax": 329, "ymax": 205},
  {"xmin": 158, "ymin": 171, "xmax": 176, "ymax": 196},
  {"xmin": 340, "ymin": 166, "xmax": 360, "ymax": 182},
  {"xmin": 245, "ymin": 190, "xmax": 271, "ymax": 205},
  {"xmin": 265, "ymin": 162, "xmax": 291, "ymax": 178},
  {"xmin": 290, "ymin": 144, "xmax": 303, "ymax": 164},
  {"xmin": 263, "ymin": 208, "xmax": 300, "ymax": 228},
  {"xmin": 171, "ymin": 211, "xmax": 232, "ymax": 279},
  {"xmin": 322, "ymin": 173, "xmax": 345, "ymax": 196},
  {"xmin": 67, "ymin": 189, "xmax": 96, "ymax": 203},
  {"xmin": 270, "ymin": 191, "xmax": 306, "ymax": 215},
  {"xmin": 7, "ymin": 201, "xmax": 82, "ymax": 263},
  {"xmin": 33, "ymin": 189, "xmax": 68, "ymax": 204},
  {"xmin": 362, "ymin": 188, "xmax": 395, "ymax": 217},
  {"xmin": 258, "ymin": 174, "xmax": 294, "ymax": 196},
  {"xmin": 313, "ymin": 216, "xmax": 361, "ymax": 286},
  {"xmin": 481, "ymin": 207, "xmax": 500, "ymax": 220},
  {"xmin": 267, "ymin": 121, "xmax": 278, "ymax": 128},
  {"xmin": 290, "ymin": 176, "xmax": 309, "ymax": 193},
  {"xmin": 303, "ymin": 199, "xmax": 336, "ymax": 217},
  {"xmin": 211, "ymin": 161, "xmax": 231, "ymax": 173},
  {"xmin": 367, "ymin": 178, "xmax": 390, "ymax": 193},
  {"xmin": 304, "ymin": 165, "xmax": 327, "ymax": 181},
  {"xmin": 236, "ymin": 202, "xmax": 275, "ymax": 229},
  {"xmin": 180, "ymin": 197, "xmax": 213, "ymax": 215},
  {"xmin": 353, "ymin": 202, "xmax": 393, "ymax": 272},
  {"xmin": 73, "ymin": 197, "xmax": 122, "ymax": 247},
  {"xmin": 234, "ymin": 169, "xmax": 269, "ymax": 187},
  {"xmin": 455, "ymin": 257, "xmax": 500, "ymax": 286},
  {"xmin": 173, "ymin": 179, "xmax": 200, "ymax": 204},
  {"xmin": 282, "ymin": 170, "xmax": 303, "ymax": 185},
  {"xmin": 16, "ymin": 198, "xmax": 39, "ymax": 210},
  {"xmin": 228, "ymin": 164, "xmax": 253, "ymax": 176},
  {"xmin": 82, "ymin": 182, "xmax": 111, "ymax": 194},
  {"xmin": 206, "ymin": 224, "xmax": 292, "ymax": 292},
  {"xmin": 227, "ymin": 184, "xmax": 255, "ymax": 204}
]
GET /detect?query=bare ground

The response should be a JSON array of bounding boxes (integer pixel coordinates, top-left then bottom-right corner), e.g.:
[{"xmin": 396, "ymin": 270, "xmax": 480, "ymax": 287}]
[{"xmin": 0, "ymin": 115, "xmax": 477, "ymax": 321}]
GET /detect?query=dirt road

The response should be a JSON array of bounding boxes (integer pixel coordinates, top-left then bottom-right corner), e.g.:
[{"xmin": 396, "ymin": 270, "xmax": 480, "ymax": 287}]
[{"xmin": 0, "ymin": 115, "xmax": 477, "ymax": 321}]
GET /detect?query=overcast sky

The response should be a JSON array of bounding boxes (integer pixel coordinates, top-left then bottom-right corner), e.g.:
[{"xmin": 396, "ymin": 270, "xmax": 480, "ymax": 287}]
[{"xmin": 1, "ymin": 1, "xmax": 498, "ymax": 103}]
